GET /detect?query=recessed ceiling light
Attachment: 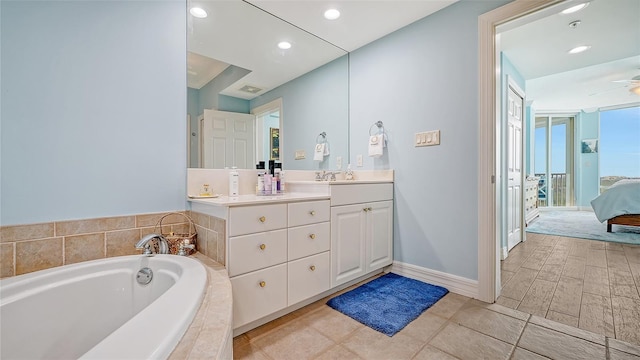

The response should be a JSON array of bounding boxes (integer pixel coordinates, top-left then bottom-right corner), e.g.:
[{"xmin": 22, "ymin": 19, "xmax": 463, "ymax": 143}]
[
  {"xmin": 278, "ymin": 41, "xmax": 292, "ymax": 50},
  {"xmin": 324, "ymin": 8, "xmax": 340, "ymax": 20},
  {"xmin": 190, "ymin": 7, "xmax": 207, "ymax": 18},
  {"xmin": 560, "ymin": 2, "xmax": 589, "ymax": 15},
  {"xmin": 568, "ymin": 45, "xmax": 591, "ymax": 54}
]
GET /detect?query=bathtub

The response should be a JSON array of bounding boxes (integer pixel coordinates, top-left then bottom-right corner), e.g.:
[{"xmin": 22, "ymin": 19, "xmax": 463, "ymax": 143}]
[{"xmin": 0, "ymin": 254, "xmax": 207, "ymax": 359}]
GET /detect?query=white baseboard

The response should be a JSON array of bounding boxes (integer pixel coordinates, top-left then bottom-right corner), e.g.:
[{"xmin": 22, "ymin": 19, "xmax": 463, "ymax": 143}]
[
  {"xmin": 578, "ymin": 207, "xmax": 594, "ymax": 212},
  {"xmin": 500, "ymin": 246, "xmax": 508, "ymax": 260},
  {"xmin": 389, "ymin": 261, "xmax": 478, "ymax": 299}
]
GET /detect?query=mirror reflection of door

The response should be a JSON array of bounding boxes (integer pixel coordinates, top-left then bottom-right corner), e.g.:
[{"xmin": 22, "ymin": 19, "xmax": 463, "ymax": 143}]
[
  {"xmin": 200, "ymin": 109, "xmax": 255, "ymax": 169},
  {"xmin": 252, "ymin": 98, "xmax": 283, "ymax": 167},
  {"xmin": 507, "ymin": 83, "xmax": 525, "ymax": 252}
]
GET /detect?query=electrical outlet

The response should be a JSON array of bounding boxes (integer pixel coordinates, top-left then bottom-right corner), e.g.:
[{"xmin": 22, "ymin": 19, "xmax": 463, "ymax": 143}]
[
  {"xmin": 336, "ymin": 156, "xmax": 342, "ymax": 169},
  {"xmin": 357, "ymin": 154, "xmax": 363, "ymax": 167},
  {"xmin": 295, "ymin": 150, "xmax": 306, "ymax": 160}
]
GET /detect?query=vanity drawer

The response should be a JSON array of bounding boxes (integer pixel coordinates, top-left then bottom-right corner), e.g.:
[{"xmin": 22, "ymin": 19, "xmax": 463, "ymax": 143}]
[
  {"xmin": 288, "ymin": 252, "xmax": 330, "ymax": 305},
  {"xmin": 228, "ymin": 229, "xmax": 287, "ymax": 277},
  {"xmin": 229, "ymin": 204, "xmax": 287, "ymax": 236},
  {"xmin": 231, "ymin": 264, "xmax": 287, "ymax": 328},
  {"xmin": 330, "ymin": 183, "xmax": 393, "ymax": 206},
  {"xmin": 288, "ymin": 200, "xmax": 330, "ymax": 227},
  {"xmin": 288, "ymin": 222, "xmax": 330, "ymax": 261}
]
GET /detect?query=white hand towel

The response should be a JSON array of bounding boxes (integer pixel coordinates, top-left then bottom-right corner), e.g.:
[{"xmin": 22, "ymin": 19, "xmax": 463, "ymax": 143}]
[
  {"xmin": 368, "ymin": 134, "xmax": 384, "ymax": 158},
  {"xmin": 314, "ymin": 143, "xmax": 325, "ymax": 161},
  {"xmin": 323, "ymin": 141, "xmax": 330, "ymax": 156}
]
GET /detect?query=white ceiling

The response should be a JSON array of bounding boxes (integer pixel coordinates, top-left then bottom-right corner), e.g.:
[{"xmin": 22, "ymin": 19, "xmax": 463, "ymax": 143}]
[{"xmin": 499, "ymin": 0, "xmax": 640, "ymax": 111}]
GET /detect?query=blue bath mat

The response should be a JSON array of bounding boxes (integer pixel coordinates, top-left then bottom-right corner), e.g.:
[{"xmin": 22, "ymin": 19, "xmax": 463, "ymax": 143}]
[{"xmin": 326, "ymin": 273, "xmax": 448, "ymax": 336}]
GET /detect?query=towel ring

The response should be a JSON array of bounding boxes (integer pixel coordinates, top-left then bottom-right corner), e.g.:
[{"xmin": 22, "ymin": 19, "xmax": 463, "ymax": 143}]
[
  {"xmin": 369, "ymin": 121, "xmax": 384, "ymax": 136},
  {"xmin": 316, "ymin": 132, "xmax": 327, "ymax": 143}
]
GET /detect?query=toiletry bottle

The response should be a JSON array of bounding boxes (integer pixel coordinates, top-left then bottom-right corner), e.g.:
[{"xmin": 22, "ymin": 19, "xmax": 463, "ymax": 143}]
[
  {"xmin": 280, "ymin": 170, "xmax": 286, "ymax": 193},
  {"xmin": 345, "ymin": 164, "xmax": 354, "ymax": 180},
  {"xmin": 257, "ymin": 171, "xmax": 265, "ymax": 195},
  {"xmin": 264, "ymin": 174, "xmax": 272, "ymax": 194},
  {"xmin": 273, "ymin": 169, "xmax": 280, "ymax": 195},
  {"xmin": 229, "ymin": 167, "xmax": 239, "ymax": 196}
]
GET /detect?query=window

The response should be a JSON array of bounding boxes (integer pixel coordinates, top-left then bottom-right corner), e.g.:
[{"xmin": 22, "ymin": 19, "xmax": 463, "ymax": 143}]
[{"xmin": 599, "ymin": 106, "xmax": 640, "ymax": 192}]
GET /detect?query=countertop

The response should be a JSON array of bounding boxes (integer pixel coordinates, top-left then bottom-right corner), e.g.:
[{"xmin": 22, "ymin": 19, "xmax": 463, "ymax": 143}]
[{"xmin": 187, "ymin": 192, "xmax": 330, "ymax": 207}]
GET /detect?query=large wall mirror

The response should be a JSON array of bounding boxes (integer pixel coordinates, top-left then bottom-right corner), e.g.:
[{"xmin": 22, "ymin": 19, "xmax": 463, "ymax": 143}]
[{"xmin": 187, "ymin": 0, "xmax": 349, "ymax": 170}]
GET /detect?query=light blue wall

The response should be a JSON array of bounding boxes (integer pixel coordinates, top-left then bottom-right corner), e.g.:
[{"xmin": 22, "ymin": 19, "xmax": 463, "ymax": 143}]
[
  {"xmin": 576, "ymin": 111, "xmax": 600, "ymax": 207},
  {"xmin": 1, "ymin": 0, "xmax": 187, "ymax": 225},
  {"xmin": 198, "ymin": 65, "xmax": 251, "ymax": 114},
  {"xmin": 250, "ymin": 55, "xmax": 349, "ymax": 171},
  {"xmin": 349, "ymin": 0, "xmax": 509, "ymax": 280}
]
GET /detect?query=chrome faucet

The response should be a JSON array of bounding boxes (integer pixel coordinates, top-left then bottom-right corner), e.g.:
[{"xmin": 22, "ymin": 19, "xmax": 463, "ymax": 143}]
[
  {"xmin": 135, "ymin": 233, "xmax": 169, "ymax": 256},
  {"xmin": 315, "ymin": 170, "xmax": 341, "ymax": 181}
]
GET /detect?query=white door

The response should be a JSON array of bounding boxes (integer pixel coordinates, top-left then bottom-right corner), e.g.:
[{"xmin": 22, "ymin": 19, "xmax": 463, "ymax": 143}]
[
  {"xmin": 507, "ymin": 85, "xmax": 524, "ymax": 251},
  {"xmin": 330, "ymin": 204, "xmax": 367, "ymax": 287},
  {"xmin": 201, "ymin": 109, "xmax": 255, "ymax": 169},
  {"xmin": 366, "ymin": 200, "xmax": 393, "ymax": 270}
]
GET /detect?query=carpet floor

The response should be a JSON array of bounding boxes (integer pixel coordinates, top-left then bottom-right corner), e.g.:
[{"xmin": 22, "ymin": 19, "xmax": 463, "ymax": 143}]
[
  {"xmin": 326, "ymin": 273, "xmax": 448, "ymax": 336},
  {"xmin": 526, "ymin": 210, "xmax": 640, "ymax": 245}
]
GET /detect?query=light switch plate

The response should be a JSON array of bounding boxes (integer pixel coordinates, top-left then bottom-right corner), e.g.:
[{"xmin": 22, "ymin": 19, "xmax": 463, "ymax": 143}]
[
  {"xmin": 295, "ymin": 150, "xmax": 306, "ymax": 160},
  {"xmin": 336, "ymin": 156, "xmax": 342, "ymax": 169},
  {"xmin": 415, "ymin": 130, "xmax": 440, "ymax": 147},
  {"xmin": 356, "ymin": 154, "xmax": 363, "ymax": 167}
]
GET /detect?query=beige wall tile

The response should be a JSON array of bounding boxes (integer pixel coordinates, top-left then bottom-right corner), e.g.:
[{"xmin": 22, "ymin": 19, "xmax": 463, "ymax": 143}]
[
  {"xmin": 106, "ymin": 229, "xmax": 141, "ymax": 257},
  {"xmin": 205, "ymin": 229, "xmax": 218, "ymax": 261},
  {"xmin": 16, "ymin": 237, "xmax": 63, "ymax": 275},
  {"xmin": 1, "ymin": 222, "xmax": 54, "ymax": 242},
  {"xmin": 190, "ymin": 211, "xmax": 210, "ymax": 229},
  {"xmin": 56, "ymin": 216, "xmax": 135, "ymax": 236},
  {"xmin": 64, "ymin": 233, "xmax": 105, "ymax": 264},
  {"xmin": 1, "ymin": 243, "xmax": 15, "ymax": 278},
  {"xmin": 217, "ymin": 233, "xmax": 226, "ymax": 265},
  {"xmin": 518, "ymin": 324, "xmax": 605, "ymax": 360},
  {"xmin": 136, "ymin": 212, "xmax": 186, "ymax": 228}
]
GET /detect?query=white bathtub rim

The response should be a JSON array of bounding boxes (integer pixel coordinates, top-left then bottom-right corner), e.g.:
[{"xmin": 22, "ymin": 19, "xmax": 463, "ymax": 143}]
[
  {"xmin": 0, "ymin": 255, "xmax": 207, "ymax": 360},
  {"xmin": 80, "ymin": 255, "xmax": 207, "ymax": 359}
]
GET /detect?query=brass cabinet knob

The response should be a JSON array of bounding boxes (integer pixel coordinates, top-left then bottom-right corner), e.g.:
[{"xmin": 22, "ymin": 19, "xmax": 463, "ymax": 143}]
[
  {"xmin": 259, "ymin": 281, "xmax": 266, "ymax": 288},
  {"xmin": 259, "ymin": 216, "xmax": 266, "ymax": 223},
  {"xmin": 309, "ymin": 234, "xmax": 316, "ymax": 239},
  {"xmin": 309, "ymin": 265, "xmax": 316, "ymax": 271},
  {"xmin": 309, "ymin": 210, "xmax": 316, "ymax": 216},
  {"xmin": 367, "ymin": 207, "xmax": 372, "ymax": 211},
  {"xmin": 259, "ymin": 244, "xmax": 266, "ymax": 250},
  {"xmin": 363, "ymin": 208, "xmax": 369, "ymax": 212}
]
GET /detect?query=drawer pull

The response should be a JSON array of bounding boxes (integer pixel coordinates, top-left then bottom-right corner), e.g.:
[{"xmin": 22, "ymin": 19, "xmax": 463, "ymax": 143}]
[
  {"xmin": 363, "ymin": 207, "xmax": 372, "ymax": 212},
  {"xmin": 259, "ymin": 244, "xmax": 266, "ymax": 250},
  {"xmin": 309, "ymin": 234, "xmax": 316, "ymax": 239},
  {"xmin": 259, "ymin": 281, "xmax": 266, "ymax": 288},
  {"xmin": 309, "ymin": 265, "xmax": 316, "ymax": 271},
  {"xmin": 259, "ymin": 216, "xmax": 266, "ymax": 223},
  {"xmin": 309, "ymin": 210, "xmax": 316, "ymax": 216}
]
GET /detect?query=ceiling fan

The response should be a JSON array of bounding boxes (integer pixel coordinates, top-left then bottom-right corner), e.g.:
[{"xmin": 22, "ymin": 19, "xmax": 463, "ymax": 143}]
[{"xmin": 589, "ymin": 74, "xmax": 640, "ymax": 96}]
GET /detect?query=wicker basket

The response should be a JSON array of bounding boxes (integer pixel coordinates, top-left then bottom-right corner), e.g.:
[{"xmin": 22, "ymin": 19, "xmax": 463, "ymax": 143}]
[{"xmin": 154, "ymin": 212, "xmax": 197, "ymax": 255}]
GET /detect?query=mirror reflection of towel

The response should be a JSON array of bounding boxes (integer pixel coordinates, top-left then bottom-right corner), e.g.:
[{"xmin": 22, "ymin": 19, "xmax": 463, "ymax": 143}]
[
  {"xmin": 369, "ymin": 134, "xmax": 384, "ymax": 158},
  {"xmin": 314, "ymin": 143, "xmax": 325, "ymax": 161}
]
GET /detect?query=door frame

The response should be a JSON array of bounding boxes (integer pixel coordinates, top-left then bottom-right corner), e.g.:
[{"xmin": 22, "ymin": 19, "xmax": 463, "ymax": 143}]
[{"xmin": 477, "ymin": 0, "xmax": 563, "ymax": 302}]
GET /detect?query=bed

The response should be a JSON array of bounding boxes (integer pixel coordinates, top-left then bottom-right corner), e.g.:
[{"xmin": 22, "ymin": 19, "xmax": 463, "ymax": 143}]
[{"xmin": 591, "ymin": 179, "xmax": 640, "ymax": 232}]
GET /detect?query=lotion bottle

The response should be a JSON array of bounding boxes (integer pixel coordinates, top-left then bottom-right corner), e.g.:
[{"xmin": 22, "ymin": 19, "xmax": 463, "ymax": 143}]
[{"xmin": 229, "ymin": 167, "xmax": 239, "ymax": 196}]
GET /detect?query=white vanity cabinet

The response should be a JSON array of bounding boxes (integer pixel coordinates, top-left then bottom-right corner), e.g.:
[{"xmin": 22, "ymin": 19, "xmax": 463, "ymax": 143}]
[
  {"xmin": 330, "ymin": 184, "xmax": 393, "ymax": 287},
  {"xmin": 228, "ymin": 199, "xmax": 331, "ymax": 329}
]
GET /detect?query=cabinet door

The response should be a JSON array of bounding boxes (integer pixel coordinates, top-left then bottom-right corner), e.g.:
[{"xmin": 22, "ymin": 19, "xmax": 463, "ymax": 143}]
[
  {"xmin": 231, "ymin": 264, "xmax": 287, "ymax": 328},
  {"xmin": 287, "ymin": 251, "xmax": 330, "ymax": 305},
  {"xmin": 330, "ymin": 204, "xmax": 367, "ymax": 287},
  {"xmin": 366, "ymin": 200, "xmax": 393, "ymax": 271}
]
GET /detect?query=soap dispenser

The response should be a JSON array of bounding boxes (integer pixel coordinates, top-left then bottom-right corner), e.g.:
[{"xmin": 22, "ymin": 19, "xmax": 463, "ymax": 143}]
[
  {"xmin": 345, "ymin": 164, "xmax": 354, "ymax": 181},
  {"xmin": 229, "ymin": 167, "xmax": 239, "ymax": 196}
]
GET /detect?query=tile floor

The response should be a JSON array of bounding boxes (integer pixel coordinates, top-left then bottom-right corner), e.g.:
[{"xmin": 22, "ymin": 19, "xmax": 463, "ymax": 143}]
[
  {"xmin": 233, "ymin": 271, "xmax": 640, "ymax": 359},
  {"xmin": 497, "ymin": 232, "xmax": 640, "ymax": 347}
]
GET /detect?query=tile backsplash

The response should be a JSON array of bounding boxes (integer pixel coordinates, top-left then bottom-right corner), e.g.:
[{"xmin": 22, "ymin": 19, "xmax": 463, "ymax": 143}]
[{"xmin": 0, "ymin": 211, "xmax": 225, "ymax": 278}]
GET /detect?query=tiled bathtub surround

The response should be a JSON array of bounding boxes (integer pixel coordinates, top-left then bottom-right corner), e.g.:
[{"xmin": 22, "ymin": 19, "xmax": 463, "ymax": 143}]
[
  {"xmin": 189, "ymin": 211, "xmax": 226, "ymax": 265},
  {"xmin": 0, "ymin": 211, "xmax": 224, "ymax": 278}
]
